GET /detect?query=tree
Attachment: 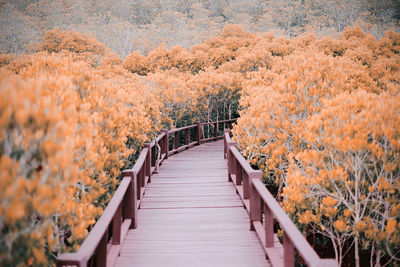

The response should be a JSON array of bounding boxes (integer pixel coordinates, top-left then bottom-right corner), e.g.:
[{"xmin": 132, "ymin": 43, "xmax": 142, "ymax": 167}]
[
  {"xmin": 283, "ymin": 91, "xmax": 400, "ymax": 266},
  {"xmin": 0, "ymin": 3, "xmax": 38, "ymax": 55}
]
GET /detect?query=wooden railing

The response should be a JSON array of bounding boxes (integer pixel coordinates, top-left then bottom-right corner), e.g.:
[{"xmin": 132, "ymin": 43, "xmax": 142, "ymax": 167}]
[
  {"xmin": 56, "ymin": 119, "xmax": 236, "ymax": 267},
  {"xmin": 167, "ymin": 119, "xmax": 237, "ymax": 156},
  {"xmin": 224, "ymin": 129, "xmax": 338, "ymax": 267}
]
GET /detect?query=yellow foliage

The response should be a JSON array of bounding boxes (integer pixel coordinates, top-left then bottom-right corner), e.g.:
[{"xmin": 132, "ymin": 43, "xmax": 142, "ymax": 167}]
[
  {"xmin": 354, "ymin": 221, "xmax": 365, "ymax": 232},
  {"xmin": 40, "ymin": 28, "xmax": 106, "ymax": 55},
  {"xmin": 1, "ymin": 23, "xmax": 399, "ymax": 266},
  {"xmin": 232, "ymin": 26, "xmax": 400, "ymax": 264},
  {"xmin": 334, "ymin": 220, "xmax": 347, "ymax": 232},
  {"xmin": 343, "ymin": 209, "xmax": 352, "ymax": 217},
  {"xmin": 387, "ymin": 219, "xmax": 397, "ymax": 235},
  {"xmin": 0, "ymin": 43, "xmax": 158, "ymax": 264},
  {"xmin": 322, "ymin": 196, "xmax": 338, "ymax": 207}
]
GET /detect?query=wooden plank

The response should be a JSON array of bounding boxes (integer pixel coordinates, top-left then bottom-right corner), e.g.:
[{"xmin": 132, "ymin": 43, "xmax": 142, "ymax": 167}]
[
  {"xmin": 146, "ymin": 183, "xmax": 234, "ymax": 188},
  {"xmin": 140, "ymin": 201, "xmax": 244, "ymax": 209},
  {"xmin": 115, "ymin": 255, "xmax": 271, "ymax": 267},
  {"xmin": 141, "ymin": 195, "xmax": 241, "ymax": 201},
  {"xmin": 149, "ymin": 179, "xmax": 227, "ymax": 184},
  {"xmin": 136, "ymin": 207, "xmax": 252, "ymax": 221}
]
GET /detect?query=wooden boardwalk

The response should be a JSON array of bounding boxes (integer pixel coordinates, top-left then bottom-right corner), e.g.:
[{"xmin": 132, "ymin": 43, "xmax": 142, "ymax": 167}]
[
  {"xmin": 114, "ymin": 140, "xmax": 270, "ymax": 267},
  {"xmin": 57, "ymin": 122, "xmax": 336, "ymax": 267}
]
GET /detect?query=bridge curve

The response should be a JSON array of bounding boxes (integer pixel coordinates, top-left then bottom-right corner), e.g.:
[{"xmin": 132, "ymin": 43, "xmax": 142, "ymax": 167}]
[{"xmin": 56, "ymin": 120, "xmax": 337, "ymax": 267}]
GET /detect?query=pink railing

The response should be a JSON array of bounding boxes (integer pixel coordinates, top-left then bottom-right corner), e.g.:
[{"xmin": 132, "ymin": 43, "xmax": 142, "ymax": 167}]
[
  {"xmin": 56, "ymin": 119, "xmax": 236, "ymax": 267},
  {"xmin": 224, "ymin": 129, "xmax": 337, "ymax": 267}
]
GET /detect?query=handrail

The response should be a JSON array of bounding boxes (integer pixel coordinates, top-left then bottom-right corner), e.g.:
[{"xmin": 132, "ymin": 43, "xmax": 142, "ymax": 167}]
[
  {"xmin": 168, "ymin": 119, "xmax": 237, "ymax": 156},
  {"xmin": 224, "ymin": 130, "xmax": 338, "ymax": 267},
  {"xmin": 56, "ymin": 118, "xmax": 237, "ymax": 267},
  {"xmin": 168, "ymin": 124, "xmax": 196, "ymax": 134},
  {"xmin": 56, "ymin": 175, "xmax": 136, "ymax": 267},
  {"xmin": 200, "ymin": 118, "xmax": 236, "ymax": 125}
]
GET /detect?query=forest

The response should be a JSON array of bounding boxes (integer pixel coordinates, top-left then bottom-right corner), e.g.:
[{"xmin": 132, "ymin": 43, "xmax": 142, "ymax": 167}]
[
  {"xmin": 1, "ymin": 0, "xmax": 400, "ymax": 56},
  {"xmin": 0, "ymin": 0, "xmax": 399, "ymax": 266}
]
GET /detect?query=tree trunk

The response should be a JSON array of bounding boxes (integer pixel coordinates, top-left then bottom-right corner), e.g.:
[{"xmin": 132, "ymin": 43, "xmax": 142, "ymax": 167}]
[
  {"xmin": 375, "ymin": 249, "xmax": 381, "ymax": 267},
  {"xmin": 355, "ymin": 235, "xmax": 360, "ymax": 267},
  {"xmin": 330, "ymin": 235, "xmax": 340, "ymax": 266},
  {"xmin": 223, "ymin": 102, "xmax": 226, "ymax": 120}
]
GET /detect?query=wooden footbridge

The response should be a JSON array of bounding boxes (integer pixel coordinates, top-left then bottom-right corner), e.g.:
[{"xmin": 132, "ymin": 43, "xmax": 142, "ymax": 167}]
[{"xmin": 57, "ymin": 120, "xmax": 337, "ymax": 267}]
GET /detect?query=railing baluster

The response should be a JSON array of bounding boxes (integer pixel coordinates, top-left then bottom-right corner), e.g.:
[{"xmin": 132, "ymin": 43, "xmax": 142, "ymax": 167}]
[
  {"xmin": 162, "ymin": 129, "xmax": 169, "ymax": 159},
  {"xmin": 137, "ymin": 169, "xmax": 141, "ymax": 200},
  {"xmin": 195, "ymin": 122, "xmax": 201, "ymax": 145},
  {"xmin": 144, "ymin": 144, "xmax": 151, "ymax": 182},
  {"xmin": 151, "ymin": 145, "xmax": 156, "ymax": 167},
  {"xmin": 264, "ymin": 203, "xmax": 274, "ymax": 247},
  {"xmin": 131, "ymin": 173, "xmax": 138, "ymax": 228},
  {"xmin": 185, "ymin": 128, "xmax": 189, "ymax": 145},
  {"xmin": 214, "ymin": 122, "xmax": 218, "ymax": 138},
  {"xmin": 284, "ymin": 233, "xmax": 295, "ymax": 267},
  {"xmin": 112, "ymin": 203, "xmax": 122, "ymax": 245},
  {"xmin": 235, "ymin": 160, "xmax": 242, "ymax": 185},
  {"xmin": 122, "ymin": 170, "xmax": 138, "ymax": 229},
  {"xmin": 227, "ymin": 140, "xmax": 236, "ymax": 182},
  {"xmin": 249, "ymin": 172, "xmax": 262, "ymax": 231},
  {"xmin": 140, "ymin": 168, "xmax": 145, "ymax": 196},
  {"xmin": 95, "ymin": 230, "xmax": 107, "ymax": 267},
  {"xmin": 243, "ymin": 171, "xmax": 249, "ymax": 199},
  {"xmin": 174, "ymin": 131, "xmax": 179, "ymax": 150}
]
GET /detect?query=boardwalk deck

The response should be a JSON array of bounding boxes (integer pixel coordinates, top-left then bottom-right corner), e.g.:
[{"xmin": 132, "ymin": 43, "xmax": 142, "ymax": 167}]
[{"xmin": 114, "ymin": 140, "xmax": 271, "ymax": 267}]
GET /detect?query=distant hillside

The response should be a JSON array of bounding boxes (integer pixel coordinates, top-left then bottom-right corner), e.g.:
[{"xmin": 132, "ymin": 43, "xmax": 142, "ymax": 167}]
[{"xmin": 0, "ymin": 0, "xmax": 399, "ymax": 56}]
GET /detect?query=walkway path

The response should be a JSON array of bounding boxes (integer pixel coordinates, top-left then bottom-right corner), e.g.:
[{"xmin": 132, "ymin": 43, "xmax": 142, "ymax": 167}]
[{"xmin": 114, "ymin": 140, "xmax": 270, "ymax": 267}]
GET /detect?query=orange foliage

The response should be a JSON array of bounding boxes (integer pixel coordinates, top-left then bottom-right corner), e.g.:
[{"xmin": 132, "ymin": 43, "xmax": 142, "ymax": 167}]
[
  {"xmin": 0, "ymin": 31, "xmax": 159, "ymax": 265},
  {"xmin": 232, "ymin": 26, "xmax": 400, "ymax": 265},
  {"xmin": 40, "ymin": 28, "xmax": 106, "ymax": 55},
  {"xmin": 1, "ymin": 24, "xmax": 399, "ymax": 266}
]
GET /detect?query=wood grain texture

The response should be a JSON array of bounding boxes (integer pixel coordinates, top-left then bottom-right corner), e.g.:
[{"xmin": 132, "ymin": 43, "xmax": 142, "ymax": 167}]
[{"xmin": 114, "ymin": 141, "xmax": 271, "ymax": 267}]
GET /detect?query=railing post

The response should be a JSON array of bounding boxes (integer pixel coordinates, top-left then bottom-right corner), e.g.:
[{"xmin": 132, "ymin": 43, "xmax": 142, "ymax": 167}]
[
  {"xmin": 162, "ymin": 129, "xmax": 169, "ymax": 159},
  {"xmin": 243, "ymin": 171, "xmax": 250, "ymax": 199},
  {"xmin": 249, "ymin": 171, "xmax": 262, "ymax": 231},
  {"xmin": 122, "ymin": 170, "xmax": 138, "ymax": 229},
  {"xmin": 214, "ymin": 122, "xmax": 218, "ymax": 138},
  {"xmin": 185, "ymin": 128, "xmax": 190, "ymax": 145},
  {"xmin": 144, "ymin": 143, "xmax": 151, "ymax": 182},
  {"xmin": 139, "ymin": 168, "xmax": 144, "ymax": 199},
  {"xmin": 227, "ymin": 140, "xmax": 236, "ymax": 182},
  {"xmin": 174, "ymin": 131, "xmax": 179, "ymax": 150},
  {"xmin": 264, "ymin": 203, "xmax": 274, "ymax": 247},
  {"xmin": 195, "ymin": 122, "xmax": 201, "ymax": 145},
  {"xmin": 235, "ymin": 163, "xmax": 242, "ymax": 185},
  {"xmin": 95, "ymin": 230, "xmax": 107, "ymax": 267},
  {"xmin": 112, "ymin": 203, "xmax": 122, "ymax": 245},
  {"xmin": 151, "ymin": 145, "xmax": 156, "ymax": 167},
  {"xmin": 284, "ymin": 233, "xmax": 295, "ymax": 267}
]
